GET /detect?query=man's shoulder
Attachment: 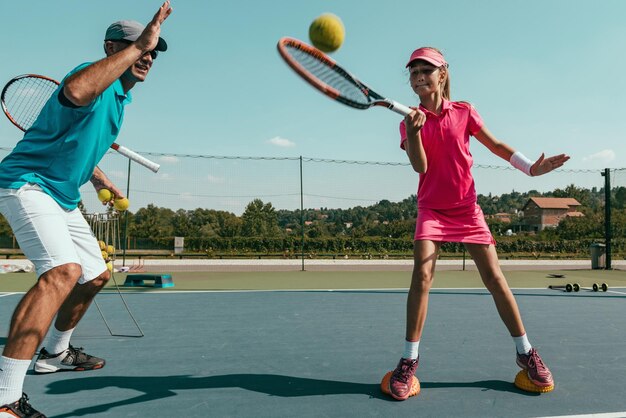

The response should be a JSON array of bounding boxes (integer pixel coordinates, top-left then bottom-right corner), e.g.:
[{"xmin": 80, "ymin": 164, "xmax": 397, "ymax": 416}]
[{"xmin": 62, "ymin": 62, "xmax": 94, "ymax": 82}]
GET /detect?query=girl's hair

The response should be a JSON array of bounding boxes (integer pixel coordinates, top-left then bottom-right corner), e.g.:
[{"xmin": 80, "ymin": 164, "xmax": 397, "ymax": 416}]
[{"xmin": 426, "ymin": 47, "xmax": 450, "ymax": 100}]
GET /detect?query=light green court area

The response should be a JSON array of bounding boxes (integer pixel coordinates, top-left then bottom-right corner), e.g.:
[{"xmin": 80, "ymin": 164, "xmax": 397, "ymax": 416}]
[{"xmin": 1, "ymin": 269, "xmax": 624, "ymax": 292}]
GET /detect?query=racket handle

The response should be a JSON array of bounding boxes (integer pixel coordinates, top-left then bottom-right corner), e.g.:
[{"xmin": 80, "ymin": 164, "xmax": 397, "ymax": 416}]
[
  {"xmin": 388, "ymin": 101, "xmax": 412, "ymax": 117},
  {"xmin": 110, "ymin": 143, "xmax": 160, "ymax": 173}
]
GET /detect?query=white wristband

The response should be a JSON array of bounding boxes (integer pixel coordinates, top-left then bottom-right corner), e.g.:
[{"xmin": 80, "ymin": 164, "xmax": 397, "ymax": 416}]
[{"xmin": 510, "ymin": 151, "xmax": 533, "ymax": 176}]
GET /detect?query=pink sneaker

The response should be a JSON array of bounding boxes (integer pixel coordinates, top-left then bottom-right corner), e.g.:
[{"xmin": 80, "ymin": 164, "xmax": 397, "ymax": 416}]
[
  {"xmin": 516, "ymin": 348, "xmax": 553, "ymax": 387},
  {"xmin": 389, "ymin": 357, "xmax": 419, "ymax": 400}
]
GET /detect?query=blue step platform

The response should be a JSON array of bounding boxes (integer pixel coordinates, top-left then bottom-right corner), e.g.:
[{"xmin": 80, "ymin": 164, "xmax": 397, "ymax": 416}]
[{"xmin": 123, "ymin": 273, "xmax": 174, "ymax": 288}]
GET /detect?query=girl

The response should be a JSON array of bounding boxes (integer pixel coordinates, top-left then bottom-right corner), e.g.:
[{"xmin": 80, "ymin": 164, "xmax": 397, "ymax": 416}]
[{"xmin": 388, "ymin": 47, "xmax": 569, "ymax": 401}]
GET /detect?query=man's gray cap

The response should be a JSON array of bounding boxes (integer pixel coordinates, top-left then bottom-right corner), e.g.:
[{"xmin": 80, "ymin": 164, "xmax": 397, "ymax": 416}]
[{"xmin": 105, "ymin": 20, "xmax": 167, "ymax": 51}]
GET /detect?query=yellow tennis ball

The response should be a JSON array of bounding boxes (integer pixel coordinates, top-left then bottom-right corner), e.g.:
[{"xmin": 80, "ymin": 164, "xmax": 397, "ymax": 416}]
[
  {"xmin": 98, "ymin": 240, "xmax": 106, "ymax": 251},
  {"xmin": 114, "ymin": 197, "xmax": 129, "ymax": 211},
  {"xmin": 309, "ymin": 13, "xmax": 345, "ymax": 53},
  {"xmin": 106, "ymin": 245, "xmax": 115, "ymax": 255},
  {"xmin": 97, "ymin": 189, "xmax": 113, "ymax": 203},
  {"xmin": 101, "ymin": 250, "xmax": 109, "ymax": 260},
  {"xmin": 106, "ymin": 261, "xmax": 113, "ymax": 272}
]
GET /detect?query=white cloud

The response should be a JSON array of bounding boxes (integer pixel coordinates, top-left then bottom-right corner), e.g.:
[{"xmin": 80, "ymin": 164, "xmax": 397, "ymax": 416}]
[
  {"xmin": 582, "ymin": 149, "xmax": 615, "ymax": 163},
  {"xmin": 159, "ymin": 155, "xmax": 179, "ymax": 164},
  {"xmin": 267, "ymin": 136, "xmax": 295, "ymax": 148},
  {"xmin": 207, "ymin": 175, "xmax": 225, "ymax": 184}
]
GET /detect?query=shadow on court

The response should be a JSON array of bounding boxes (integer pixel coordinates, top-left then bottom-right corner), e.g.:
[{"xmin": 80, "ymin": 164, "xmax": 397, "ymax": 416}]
[
  {"xmin": 45, "ymin": 374, "xmax": 534, "ymax": 417},
  {"xmin": 45, "ymin": 374, "xmax": 381, "ymax": 417}
]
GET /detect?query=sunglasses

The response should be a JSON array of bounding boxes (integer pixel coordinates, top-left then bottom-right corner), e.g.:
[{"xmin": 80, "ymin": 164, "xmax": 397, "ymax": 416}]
[{"xmin": 110, "ymin": 39, "xmax": 158, "ymax": 60}]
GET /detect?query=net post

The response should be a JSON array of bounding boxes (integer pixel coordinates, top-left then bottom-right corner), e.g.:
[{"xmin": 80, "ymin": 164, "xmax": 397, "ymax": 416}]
[
  {"xmin": 122, "ymin": 158, "xmax": 131, "ymax": 267},
  {"xmin": 602, "ymin": 168, "xmax": 612, "ymax": 270},
  {"xmin": 300, "ymin": 155, "xmax": 305, "ymax": 272},
  {"xmin": 462, "ymin": 247, "xmax": 466, "ymax": 271}
]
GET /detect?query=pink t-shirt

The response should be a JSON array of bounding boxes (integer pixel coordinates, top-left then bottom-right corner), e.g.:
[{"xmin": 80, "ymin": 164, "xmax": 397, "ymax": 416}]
[{"xmin": 400, "ymin": 100, "xmax": 483, "ymax": 210}]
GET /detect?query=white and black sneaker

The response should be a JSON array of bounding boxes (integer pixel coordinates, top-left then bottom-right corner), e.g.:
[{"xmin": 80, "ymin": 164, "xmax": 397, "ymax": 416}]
[
  {"xmin": 33, "ymin": 345, "xmax": 105, "ymax": 374},
  {"xmin": 0, "ymin": 393, "xmax": 46, "ymax": 417}
]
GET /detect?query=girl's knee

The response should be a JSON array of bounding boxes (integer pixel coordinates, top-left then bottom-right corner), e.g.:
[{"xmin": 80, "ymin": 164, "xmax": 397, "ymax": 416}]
[
  {"xmin": 483, "ymin": 274, "xmax": 509, "ymax": 294},
  {"xmin": 410, "ymin": 269, "xmax": 434, "ymax": 291}
]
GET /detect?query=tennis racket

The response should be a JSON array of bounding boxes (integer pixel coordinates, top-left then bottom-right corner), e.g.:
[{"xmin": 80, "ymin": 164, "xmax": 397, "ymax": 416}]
[
  {"xmin": 277, "ymin": 37, "xmax": 412, "ymax": 117},
  {"xmin": 1, "ymin": 74, "xmax": 160, "ymax": 173}
]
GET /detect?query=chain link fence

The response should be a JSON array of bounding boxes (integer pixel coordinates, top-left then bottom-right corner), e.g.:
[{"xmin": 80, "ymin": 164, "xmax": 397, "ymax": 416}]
[{"xmin": 0, "ymin": 147, "xmax": 623, "ymax": 266}]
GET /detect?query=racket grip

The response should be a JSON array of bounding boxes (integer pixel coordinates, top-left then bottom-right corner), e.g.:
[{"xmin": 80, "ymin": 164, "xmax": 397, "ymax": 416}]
[
  {"xmin": 110, "ymin": 143, "xmax": 160, "ymax": 173},
  {"xmin": 388, "ymin": 101, "xmax": 412, "ymax": 117}
]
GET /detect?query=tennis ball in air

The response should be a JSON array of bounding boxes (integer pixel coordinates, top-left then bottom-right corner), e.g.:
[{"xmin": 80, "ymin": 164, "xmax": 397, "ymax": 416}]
[
  {"xmin": 114, "ymin": 197, "xmax": 130, "ymax": 212},
  {"xmin": 97, "ymin": 189, "xmax": 113, "ymax": 203},
  {"xmin": 309, "ymin": 13, "xmax": 345, "ymax": 53}
]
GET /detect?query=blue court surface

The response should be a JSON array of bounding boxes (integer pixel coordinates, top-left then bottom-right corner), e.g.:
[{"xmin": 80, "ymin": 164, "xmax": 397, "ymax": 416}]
[{"xmin": 1, "ymin": 284, "xmax": 626, "ymax": 417}]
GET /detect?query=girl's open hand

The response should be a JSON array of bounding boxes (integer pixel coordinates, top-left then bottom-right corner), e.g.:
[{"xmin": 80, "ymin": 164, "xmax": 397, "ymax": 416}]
[{"xmin": 531, "ymin": 153, "xmax": 570, "ymax": 176}]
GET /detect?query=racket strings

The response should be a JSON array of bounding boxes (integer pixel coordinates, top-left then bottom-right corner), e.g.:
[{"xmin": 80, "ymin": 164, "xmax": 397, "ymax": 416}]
[
  {"xmin": 4, "ymin": 77, "xmax": 58, "ymax": 131},
  {"xmin": 286, "ymin": 45, "xmax": 371, "ymax": 107}
]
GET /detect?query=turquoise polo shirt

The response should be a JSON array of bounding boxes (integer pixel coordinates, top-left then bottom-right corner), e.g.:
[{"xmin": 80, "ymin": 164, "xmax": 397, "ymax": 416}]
[{"xmin": 0, "ymin": 63, "xmax": 132, "ymax": 210}]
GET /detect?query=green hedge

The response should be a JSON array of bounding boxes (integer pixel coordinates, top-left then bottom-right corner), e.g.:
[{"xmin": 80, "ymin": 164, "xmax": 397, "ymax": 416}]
[
  {"xmin": 2, "ymin": 234, "xmax": 623, "ymax": 258},
  {"xmin": 118, "ymin": 236, "xmax": 626, "ymax": 258}
]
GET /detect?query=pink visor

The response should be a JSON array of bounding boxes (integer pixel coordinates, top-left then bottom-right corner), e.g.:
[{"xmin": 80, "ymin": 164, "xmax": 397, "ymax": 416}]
[{"xmin": 406, "ymin": 48, "xmax": 448, "ymax": 68}]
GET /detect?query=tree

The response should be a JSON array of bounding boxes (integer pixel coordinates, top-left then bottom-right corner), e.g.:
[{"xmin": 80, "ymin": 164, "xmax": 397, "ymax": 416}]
[
  {"xmin": 0, "ymin": 215, "xmax": 12, "ymax": 237},
  {"xmin": 614, "ymin": 187, "xmax": 626, "ymax": 209},
  {"xmin": 130, "ymin": 204, "xmax": 175, "ymax": 241},
  {"xmin": 241, "ymin": 199, "xmax": 280, "ymax": 237},
  {"xmin": 172, "ymin": 209, "xmax": 195, "ymax": 238}
]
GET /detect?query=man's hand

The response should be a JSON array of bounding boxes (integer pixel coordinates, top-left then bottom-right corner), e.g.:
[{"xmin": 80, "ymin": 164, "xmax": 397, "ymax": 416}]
[{"xmin": 135, "ymin": 1, "xmax": 173, "ymax": 54}]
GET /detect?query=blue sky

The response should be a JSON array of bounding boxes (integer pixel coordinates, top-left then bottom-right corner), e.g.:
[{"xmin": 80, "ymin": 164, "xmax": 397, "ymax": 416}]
[{"xmin": 1, "ymin": 1, "xmax": 625, "ymax": 214}]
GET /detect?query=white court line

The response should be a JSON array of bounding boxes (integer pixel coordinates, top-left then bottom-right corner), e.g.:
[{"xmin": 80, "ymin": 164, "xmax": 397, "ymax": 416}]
[
  {"xmin": 3, "ymin": 287, "xmax": 625, "ymax": 296},
  {"xmin": 138, "ymin": 287, "xmax": 488, "ymax": 294},
  {"xmin": 535, "ymin": 412, "xmax": 626, "ymax": 418},
  {"xmin": 96, "ymin": 287, "xmax": 548, "ymax": 295}
]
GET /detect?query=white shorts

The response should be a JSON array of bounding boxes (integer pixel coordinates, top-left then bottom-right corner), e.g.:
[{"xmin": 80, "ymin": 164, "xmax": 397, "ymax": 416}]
[{"xmin": 0, "ymin": 184, "xmax": 106, "ymax": 283}]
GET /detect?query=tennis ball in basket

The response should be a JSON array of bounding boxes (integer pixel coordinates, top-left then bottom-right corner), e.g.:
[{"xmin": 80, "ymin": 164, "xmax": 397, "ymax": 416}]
[
  {"xmin": 114, "ymin": 197, "xmax": 129, "ymax": 211},
  {"xmin": 309, "ymin": 13, "xmax": 345, "ymax": 53},
  {"xmin": 97, "ymin": 189, "xmax": 113, "ymax": 203}
]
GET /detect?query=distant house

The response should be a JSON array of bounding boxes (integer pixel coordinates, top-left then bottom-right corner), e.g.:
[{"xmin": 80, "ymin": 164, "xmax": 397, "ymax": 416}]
[
  {"xmin": 487, "ymin": 212, "xmax": 512, "ymax": 223},
  {"xmin": 522, "ymin": 197, "xmax": 583, "ymax": 231}
]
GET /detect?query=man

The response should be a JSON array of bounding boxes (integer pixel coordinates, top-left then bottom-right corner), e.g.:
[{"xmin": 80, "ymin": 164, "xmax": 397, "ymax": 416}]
[{"xmin": 0, "ymin": 2, "xmax": 172, "ymax": 416}]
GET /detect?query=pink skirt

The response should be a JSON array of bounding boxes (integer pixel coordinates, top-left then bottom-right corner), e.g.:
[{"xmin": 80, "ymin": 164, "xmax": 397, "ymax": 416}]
[{"xmin": 414, "ymin": 204, "xmax": 495, "ymax": 245}]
